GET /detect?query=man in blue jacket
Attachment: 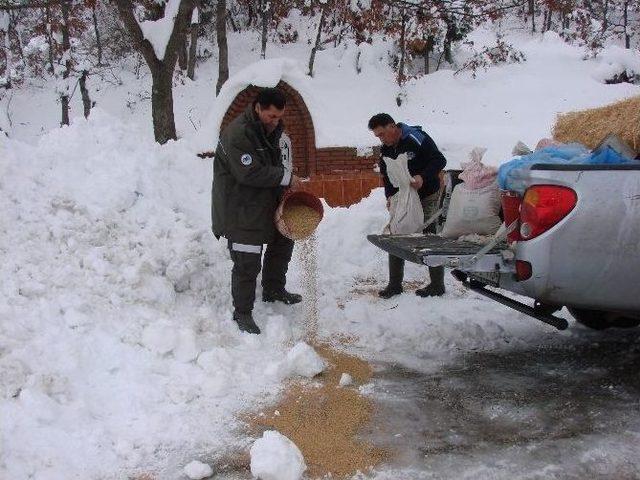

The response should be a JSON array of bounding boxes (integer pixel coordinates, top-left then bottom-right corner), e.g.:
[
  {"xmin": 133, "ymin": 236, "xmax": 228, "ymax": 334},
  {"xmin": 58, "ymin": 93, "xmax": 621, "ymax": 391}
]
[{"xmin": 368, "ymin": 113, "xmax": 447, "ymax": 298}]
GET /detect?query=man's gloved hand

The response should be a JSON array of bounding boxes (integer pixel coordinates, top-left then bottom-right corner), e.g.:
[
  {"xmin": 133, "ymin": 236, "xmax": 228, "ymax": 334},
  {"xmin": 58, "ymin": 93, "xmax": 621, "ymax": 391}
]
[{"xmin": 410, "ymin": 174, "xmax": 423, "ymax": 190}]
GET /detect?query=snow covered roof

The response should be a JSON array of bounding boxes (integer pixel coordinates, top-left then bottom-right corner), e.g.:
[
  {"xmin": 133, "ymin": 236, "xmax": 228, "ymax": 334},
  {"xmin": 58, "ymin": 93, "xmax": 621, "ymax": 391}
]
[{"xmin": 193, "ymin": 58, "xmax": 319, "ymax": 153}]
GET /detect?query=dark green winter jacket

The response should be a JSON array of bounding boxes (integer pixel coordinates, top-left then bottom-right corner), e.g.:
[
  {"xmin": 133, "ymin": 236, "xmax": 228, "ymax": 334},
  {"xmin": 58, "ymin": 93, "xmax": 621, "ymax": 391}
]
[{"xmin": 211, "ymin": 106, "xmax": 289, "ymax": 245}]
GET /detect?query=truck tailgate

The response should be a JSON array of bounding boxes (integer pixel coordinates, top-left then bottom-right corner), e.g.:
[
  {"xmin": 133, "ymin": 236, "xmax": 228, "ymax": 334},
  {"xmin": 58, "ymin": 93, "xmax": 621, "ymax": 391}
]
[{"xmin": 367, "ymin": 234, "xmax": 507, "ymax": 265}]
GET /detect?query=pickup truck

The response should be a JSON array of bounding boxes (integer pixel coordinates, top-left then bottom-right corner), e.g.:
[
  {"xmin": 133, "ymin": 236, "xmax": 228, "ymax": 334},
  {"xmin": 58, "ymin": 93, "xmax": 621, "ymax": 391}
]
[{"xmin": 368, "ymin": 162, "xmax": 640, "ymax": 331}]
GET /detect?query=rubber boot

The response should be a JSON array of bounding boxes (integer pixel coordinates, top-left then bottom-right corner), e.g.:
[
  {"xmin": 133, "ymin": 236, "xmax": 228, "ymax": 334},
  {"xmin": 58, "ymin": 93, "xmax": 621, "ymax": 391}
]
[
  {"xmin": 379, "ymin": 255, "xmax": 404, "ymax": 299},
  {"xmin": 262, "ymin": 289, "xmax": 302, "ymax": 305},
  {"xmin": 233, "ymin": 311, "xmax": 261, "ymax": 334},
  {"xmin": 415, "ymin": 266, "xmax": 445, "ymax": 297}
]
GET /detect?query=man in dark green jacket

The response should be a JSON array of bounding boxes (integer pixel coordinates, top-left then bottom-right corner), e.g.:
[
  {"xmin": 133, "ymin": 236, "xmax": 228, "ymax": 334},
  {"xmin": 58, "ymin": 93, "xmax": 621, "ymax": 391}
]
[{"xmin": 212, "ymin": 87, "xmax": 302, "ymax": 334}]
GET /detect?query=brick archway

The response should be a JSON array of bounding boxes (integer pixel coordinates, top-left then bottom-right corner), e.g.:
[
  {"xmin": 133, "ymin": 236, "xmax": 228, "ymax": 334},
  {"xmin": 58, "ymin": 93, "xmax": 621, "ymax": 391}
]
[
  {"xmin": 221, "ymin": 81, "xmax": 316, "ymax": 177},
  {"xmin": 221, "ymin": 81, "xmax": 382, "ymax": 207}
]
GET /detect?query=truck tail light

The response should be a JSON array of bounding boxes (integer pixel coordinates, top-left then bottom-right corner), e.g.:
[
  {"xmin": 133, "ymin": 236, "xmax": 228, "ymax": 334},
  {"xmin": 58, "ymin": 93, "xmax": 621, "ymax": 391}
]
[
  {"xmin": 519, "ymin": 185, "xmax": 577, "ymax": 240},
  {"xmin": 500, "ymin": 191, "xmax": 522, "ymax": 243},
  {"xmin": 515, "ymin": 260, "xmax": 532, "ymax": 281}
]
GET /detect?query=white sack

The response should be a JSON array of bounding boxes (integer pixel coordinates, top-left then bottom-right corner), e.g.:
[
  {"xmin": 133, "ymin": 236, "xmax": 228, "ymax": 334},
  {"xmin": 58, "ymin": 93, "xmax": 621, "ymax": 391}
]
[
  {"xmin": 384, "ymin": 154, "xmax": 423, "ymax": 234},
  {"xmin": 440, "ymin": 181, "xmax": 501, "ymax": 238}
]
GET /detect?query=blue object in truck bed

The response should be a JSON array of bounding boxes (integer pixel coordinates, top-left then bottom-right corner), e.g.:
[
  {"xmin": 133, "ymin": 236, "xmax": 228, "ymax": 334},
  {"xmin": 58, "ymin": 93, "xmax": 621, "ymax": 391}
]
[{"xmin": 498, "ymin": 143, "xmax": 635, "ymax": 193}]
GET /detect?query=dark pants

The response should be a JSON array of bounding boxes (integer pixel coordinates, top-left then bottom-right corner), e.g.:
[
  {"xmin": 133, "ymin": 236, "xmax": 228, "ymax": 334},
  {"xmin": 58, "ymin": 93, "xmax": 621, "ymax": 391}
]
[{"xmin": 229, "ymin": 231, "xmax": 294, "ymax": 314}]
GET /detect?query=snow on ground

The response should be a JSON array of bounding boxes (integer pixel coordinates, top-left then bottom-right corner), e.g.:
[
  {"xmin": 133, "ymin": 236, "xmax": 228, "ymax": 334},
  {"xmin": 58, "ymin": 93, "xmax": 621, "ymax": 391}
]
[{"xmin": 0, "ymin": 23, "xmax": 639, "ymax": 480}]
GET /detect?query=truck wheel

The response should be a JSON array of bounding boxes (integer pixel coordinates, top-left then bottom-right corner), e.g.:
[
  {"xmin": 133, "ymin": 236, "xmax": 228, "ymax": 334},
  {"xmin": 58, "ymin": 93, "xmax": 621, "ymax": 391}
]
[{"xmin": 568, "ymin": 308, "xmax": 640, "ymax": 330}]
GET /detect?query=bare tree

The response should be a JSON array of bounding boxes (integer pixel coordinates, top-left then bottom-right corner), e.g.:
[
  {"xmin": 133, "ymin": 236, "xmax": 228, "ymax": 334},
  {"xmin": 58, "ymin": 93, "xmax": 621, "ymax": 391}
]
[
  {"xmin": 113, "ymin": 0, "xmax": 196, "ymax": 144},
  {"xmin": 187, "ymin": 4, "xmax": 198, "ymax": 79},
  {"xmin": 91, "ymin": 3, "xmax": 103, "ymax": 65},
  {"xmin": 397, "ymin": 9, "xmax": 407, "ymax": 85},
  {"xmin": 307, "ymin": 1, "xmax": 327, "ymax": 77},
  {"xmin": 60, "ymin": 0, "xmax": 71, "ymax": 126},
  {"xmin": 260, "ymin": 0, "xmax": 269, "ymax": 59},
  {"xmin": 216, "ymin": 0, "xmax": 228, "ymax": 94},
  {"xmin": 79, "ymin": 69, "xmax": 92, "ymax": 117}
]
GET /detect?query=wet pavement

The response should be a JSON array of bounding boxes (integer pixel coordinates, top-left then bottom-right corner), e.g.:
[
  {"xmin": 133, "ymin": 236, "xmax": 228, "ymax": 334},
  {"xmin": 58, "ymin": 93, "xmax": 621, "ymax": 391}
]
[
  {"xmin": 212, "ymin": 329, "xmax": 640, "ymax": 479},
  {"xmin": 367, "ymin": 330, "xmax": 640, "ymax": 479}
]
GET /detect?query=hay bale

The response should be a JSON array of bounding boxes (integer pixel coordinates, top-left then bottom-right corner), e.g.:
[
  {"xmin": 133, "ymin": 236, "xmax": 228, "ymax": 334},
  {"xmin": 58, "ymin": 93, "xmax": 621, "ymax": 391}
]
[{"xmin": 552, "ymin": 95, "xmax": 640, "ymax": 154}]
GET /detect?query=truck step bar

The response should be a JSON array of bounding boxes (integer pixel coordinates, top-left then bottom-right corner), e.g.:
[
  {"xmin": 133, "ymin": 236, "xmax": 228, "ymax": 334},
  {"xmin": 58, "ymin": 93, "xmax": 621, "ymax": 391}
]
[{"xmin": 451, "ymin": 270, "xmax": 569, "ymax": 331}]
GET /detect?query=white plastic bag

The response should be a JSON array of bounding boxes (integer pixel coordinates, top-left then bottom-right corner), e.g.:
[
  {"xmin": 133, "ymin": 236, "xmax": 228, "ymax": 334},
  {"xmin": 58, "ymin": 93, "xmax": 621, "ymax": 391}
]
[
  {"xmin": 383, "ymin": 153, "xmax": 424, "ymax": 234},
  {"xmin": 440, "ymin": 180, "xmax": 501, "ymax": 238}
]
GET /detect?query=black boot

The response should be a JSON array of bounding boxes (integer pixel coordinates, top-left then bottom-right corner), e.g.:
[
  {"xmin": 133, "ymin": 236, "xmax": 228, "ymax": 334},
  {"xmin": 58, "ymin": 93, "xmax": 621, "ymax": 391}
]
[
  {"xmin": 262, "ymin": 289, "xmax": 302, "ymax": 305},
  {"xmin": 415, "ymin": 266, "xmax": 445, "ymax": 297},
  {"xmin": 379, "ymin": 255, "xmax": 404, "ymax": 299},
  {"xmin": 233, "ymin": 311, "xmax": 261, "ymax": 334},
  {"xmin": 378, "ymin": 284, "xmax": 403, "ymax": 299}
]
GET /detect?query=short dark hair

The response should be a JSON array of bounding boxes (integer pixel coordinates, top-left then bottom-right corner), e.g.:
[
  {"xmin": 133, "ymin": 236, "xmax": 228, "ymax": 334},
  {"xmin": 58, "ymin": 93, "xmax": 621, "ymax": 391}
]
[
  {"xmin": 255, "ymin": 87, "xmax": 286, "ymax": 110},
  {"xmin": 368, "ymin": 113, "xmax": 396, "ymax": 130}
]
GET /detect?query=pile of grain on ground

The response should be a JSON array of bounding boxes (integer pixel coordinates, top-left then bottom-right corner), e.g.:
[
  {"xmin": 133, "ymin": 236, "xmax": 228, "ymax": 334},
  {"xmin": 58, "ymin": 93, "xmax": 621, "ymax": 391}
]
[
  {"xmin": 282, "ymin": 204, "xmax": 322, "ymax": 239},
  {"xmin": 552, "ymin": 95, "xmax": 640, "ymax": 154},
  {"xmin": 249, "ymin": 345, "xmax": 388, "ymax": 478},
  {"xmin": 297, "ymin": 234, "xmax": 319, "ymax": 342}
]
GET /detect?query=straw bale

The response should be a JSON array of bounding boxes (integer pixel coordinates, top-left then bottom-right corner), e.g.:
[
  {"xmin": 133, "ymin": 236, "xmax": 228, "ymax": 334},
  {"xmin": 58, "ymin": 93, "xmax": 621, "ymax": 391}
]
[{"xmin": 552, "ymin": 95, "xmax": 640, "ymax": 154}]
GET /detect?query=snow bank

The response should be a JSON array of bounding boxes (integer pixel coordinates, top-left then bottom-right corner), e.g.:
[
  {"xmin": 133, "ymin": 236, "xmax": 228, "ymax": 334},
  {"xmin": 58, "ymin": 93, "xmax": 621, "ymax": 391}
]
[
  {"xmin": 0, "ymin": 111, "xmax": 318, "ymax": 479},
  {"xmin": 250, "ymin": 430, "xmax": 306, "ymax": 480},
  {"xmin": 592, "ymin": 46, "xmax": 640, "ymax": 83}
]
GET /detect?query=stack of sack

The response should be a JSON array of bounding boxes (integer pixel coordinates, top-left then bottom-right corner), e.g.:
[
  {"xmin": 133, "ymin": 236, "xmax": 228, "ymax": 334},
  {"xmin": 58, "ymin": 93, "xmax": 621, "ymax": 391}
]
[{"xmin": 440, "ymin": 147, "xmax": 502, "ymax": 239}]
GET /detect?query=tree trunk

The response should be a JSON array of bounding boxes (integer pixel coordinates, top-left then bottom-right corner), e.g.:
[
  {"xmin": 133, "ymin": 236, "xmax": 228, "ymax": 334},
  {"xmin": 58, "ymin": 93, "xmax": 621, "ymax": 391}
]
[
  {"xmin": 187, "ymin": 23, "xmax": 198, "ymax": 80},
  {"xmin": 424, "ymin": 35, "xmax": 434, "ymax": 74},
  {"xmin": 260, "ymin": 0, "xmax": 269, "ymax": 59},
  {"xmin": 60, "ymin": 0, "xmax": 71, "ymax": 126},
  {"xmin": 178, "ymin": 37, "xmax": 188, "ymax": 70},
  {"xmin": 397, "ymin": 10, "xmax": 406, "ymax": 86},
  {"xmin": 216, "ymin": 0, "xmax": 228, "ymax": 95},
  {"xmin": 79, "ymin": 70, "xmax": 92, "ymax": 118},
  {"xmin": 2, "ymin": 13, "xmax": 12, "ymax": 88},
  {"xmin": 44, "ymin": 5, "xmax": 55, "ymax": 74},
  {"xmin": 601, "ymin": 0, "xmax": 609, "ymax": 34},
  {"xmin": 624, "ymin": 0, "xmax": 630, "ymax": 49},
  {"xmin": 92, "ymin": 5, "xmax": 103, "ymax": 65},
  {"xmin": 151, "ymin": 68, "xmax": 177, "ymax": 144},
  {"xmin": 528, "ymin": 0, "xmax": 536, "ymax": 33},
  {"xmin": 307, "ymin": 3, "xmax": 327, "ymax": 77},
  {"xmin": 113, "ymin": 0, "xmax": 196, "ymax": 144}
]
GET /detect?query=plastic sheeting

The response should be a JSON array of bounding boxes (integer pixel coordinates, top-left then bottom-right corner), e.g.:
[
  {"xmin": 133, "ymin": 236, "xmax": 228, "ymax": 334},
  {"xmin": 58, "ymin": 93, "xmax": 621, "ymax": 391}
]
[{"xmin": 498, "ymin": 143, "xmax": 635, "ymax": 193}]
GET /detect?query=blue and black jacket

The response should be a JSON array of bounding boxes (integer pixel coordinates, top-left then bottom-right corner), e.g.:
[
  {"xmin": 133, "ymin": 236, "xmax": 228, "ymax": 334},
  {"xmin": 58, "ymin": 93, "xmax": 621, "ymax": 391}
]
[{"xmin": 379, "ymin": 123, "xmax": 447, "ymax": 199}]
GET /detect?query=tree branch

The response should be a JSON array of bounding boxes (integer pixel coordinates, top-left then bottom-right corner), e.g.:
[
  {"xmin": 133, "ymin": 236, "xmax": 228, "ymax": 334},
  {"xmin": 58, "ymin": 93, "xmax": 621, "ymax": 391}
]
[{"xmin": 111, "ymin": 0, "xmax": 160, "ymax": 70}]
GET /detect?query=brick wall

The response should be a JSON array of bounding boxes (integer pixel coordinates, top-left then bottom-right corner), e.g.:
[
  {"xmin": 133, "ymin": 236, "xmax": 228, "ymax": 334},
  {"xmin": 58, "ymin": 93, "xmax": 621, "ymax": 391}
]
[{"xmin": 222, "ymin": 82, "xmax": 382, "ymax": 207}]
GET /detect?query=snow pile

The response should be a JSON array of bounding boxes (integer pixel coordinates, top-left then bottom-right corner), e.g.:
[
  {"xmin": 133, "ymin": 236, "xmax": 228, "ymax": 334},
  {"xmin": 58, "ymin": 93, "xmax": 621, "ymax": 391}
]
[
  {"xmin": 183, "ymin": 460, "xmax": 213, "ymax": 480},
  {"xmin": 285, "ymin": 342, "xmax": 326, "ymax": 378},
  {"xmin": 592, "ymin": 46, "xmax": 640, "ymax": 83},
  {"xmin": 0, "ymin": 111, "xmax": 318, "ymax": 479},
  {"xmin": 250, "ymin": 430, "xmax": 306, "ymax": 480}
]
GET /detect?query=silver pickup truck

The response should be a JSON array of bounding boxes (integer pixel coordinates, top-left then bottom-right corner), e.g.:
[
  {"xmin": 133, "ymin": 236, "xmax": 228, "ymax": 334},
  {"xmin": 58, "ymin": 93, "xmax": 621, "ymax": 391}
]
[{"xmin": 368, "ymin": 162, "xmax": 640, "ymax": 331}]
